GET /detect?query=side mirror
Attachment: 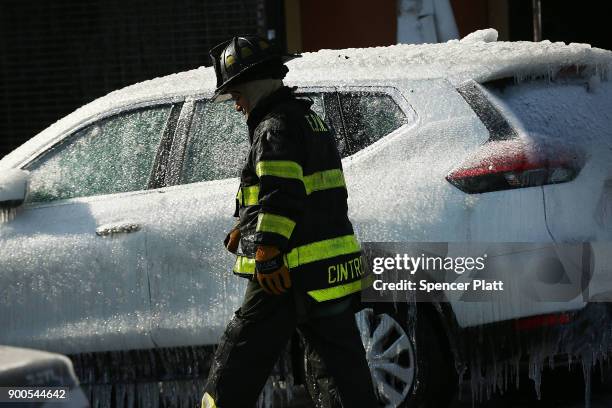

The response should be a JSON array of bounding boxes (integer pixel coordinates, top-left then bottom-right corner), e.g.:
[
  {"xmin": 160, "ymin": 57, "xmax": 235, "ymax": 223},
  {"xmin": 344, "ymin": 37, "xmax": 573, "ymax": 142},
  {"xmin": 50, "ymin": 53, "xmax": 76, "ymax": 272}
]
[{"xmin": 0, "ymin": 168, "xmax": 29, "ymax": 209}]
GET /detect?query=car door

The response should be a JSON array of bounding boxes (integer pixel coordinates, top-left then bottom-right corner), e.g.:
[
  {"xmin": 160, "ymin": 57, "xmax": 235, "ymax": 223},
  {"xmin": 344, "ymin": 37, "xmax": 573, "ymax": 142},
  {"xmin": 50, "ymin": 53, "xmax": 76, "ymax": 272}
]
[
  {"xmin": 0, "ymin": 102, "xmax": 181, "ymax": 354},
  {"xmin": 145, "ymin": 89, "xmax": 337, "ymax": 347},
  {"xmin": 330, "ymin": 86, "xmax": 418, "ymax": 241}
]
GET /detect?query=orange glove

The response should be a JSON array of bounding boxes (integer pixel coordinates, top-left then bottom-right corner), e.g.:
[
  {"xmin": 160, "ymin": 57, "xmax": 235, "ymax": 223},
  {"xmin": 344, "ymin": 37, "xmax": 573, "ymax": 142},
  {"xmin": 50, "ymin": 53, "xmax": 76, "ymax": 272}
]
[
  {"xmin": 224, "ymin": 226, "xmax": 241, "ymax": 254},
  {"xmin": 255, "ymin": 245, "xmax": 292, "ymax": 295}
]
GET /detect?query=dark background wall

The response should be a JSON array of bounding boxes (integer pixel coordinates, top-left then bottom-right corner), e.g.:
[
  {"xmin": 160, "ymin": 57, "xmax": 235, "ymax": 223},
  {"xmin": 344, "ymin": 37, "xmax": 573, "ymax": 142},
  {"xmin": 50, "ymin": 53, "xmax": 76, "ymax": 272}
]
[
  {"xmin": 450, "ymin": 0, "xmax": 612, "ymax": 51},
  {"xmin": 451, "ymin": 0, "xmax": 492, "ymax": 38},
  {"xmin": 508, "ymin": 0, "xmax": 612, "ymax": 50},
  {"xmin": 299, "ymin": 0, "xmax": 397, "ymax": 52},
  {"xmin": 0, "ymin": 0, "xmax": 267, "ymax": 159}
]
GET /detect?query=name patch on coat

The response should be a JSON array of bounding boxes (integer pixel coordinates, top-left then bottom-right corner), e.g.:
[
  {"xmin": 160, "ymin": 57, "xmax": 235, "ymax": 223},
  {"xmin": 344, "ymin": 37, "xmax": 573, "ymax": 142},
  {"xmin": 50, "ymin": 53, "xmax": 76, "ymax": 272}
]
[{"xmin": 328, "ymin": 256, "xmax": 364, "ymax": 284}]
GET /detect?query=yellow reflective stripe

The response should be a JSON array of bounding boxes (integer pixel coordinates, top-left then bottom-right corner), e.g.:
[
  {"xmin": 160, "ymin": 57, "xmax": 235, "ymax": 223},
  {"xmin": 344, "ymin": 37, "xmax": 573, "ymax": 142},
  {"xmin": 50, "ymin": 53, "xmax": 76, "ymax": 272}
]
[
  {"xmin": 241, "ymin": 185, "xmax": 260, "ymax": 206},
  {"xmin": 256, "ymin": 160, "xmax": 303, "ymax": 180},
  {"xmin": 286, "ymin": 235, "xmax": 360, "ymax": 268},
  {"xmin": 303, "ymin": 169, "xmax": 346, "ymax": 195},
  {"xmin": 256, "ymin": 213, "xmax": 296, "ymax": 239},
  {"xmin": 233, "ymin": 256, "xmax": 255, "ymax": 274},
  {"xmin": 240, "ymin": 46, "xmax": 253, "ymax": 58},
  {"xmin": 254, "ymin": 161, "xmax": 345, "ymax": 196},
  {"xmin": 307, "ymin": 276, "xmax": 371, "ymax": 302},
  {"xmin": 202, "ymin": 392, "xmax": 217, "ymax": 408}
]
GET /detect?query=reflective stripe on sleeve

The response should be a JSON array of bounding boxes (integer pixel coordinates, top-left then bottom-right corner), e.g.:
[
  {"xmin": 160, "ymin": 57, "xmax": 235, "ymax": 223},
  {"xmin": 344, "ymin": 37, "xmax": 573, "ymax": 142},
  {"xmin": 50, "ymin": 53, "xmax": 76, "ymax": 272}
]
[
  {"xmin": 307, "ymin": 276, "xmax": 372, "ymax": 302},
  {"xmin": 286, "ymin": 234, "xmax": 360, "ymax": 268},
  {"xmin": 202, "ymin": 393, "xmax": 217, "ymax": 408},
  {"xmin": 256, "ymin": 213, "xmax": 296, "ymax": 239},
  {"xmin": 233, "ymin": 256, "xmax": 255, "ymax": 274},
  {"xmin": 256, "ymin": 160, "xmax": 303, "ymax": 180},
  {"xmin": 253, "ymin": 161, "xmax": 345, "ymax": 196},
  {"xmin": 240, "ymin": 185, "xmax": 260, "ymax": 206},
  {"xmin": 303, "ymin": 169, "xmax": 346, "ymax": 195}
]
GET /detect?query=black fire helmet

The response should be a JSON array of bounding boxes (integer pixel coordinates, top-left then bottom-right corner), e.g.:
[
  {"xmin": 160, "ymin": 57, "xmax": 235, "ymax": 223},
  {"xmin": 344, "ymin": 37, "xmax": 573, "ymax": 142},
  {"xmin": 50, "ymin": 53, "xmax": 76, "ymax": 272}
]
[{"xmin": 209, "ymin": 35, "xmax": 300, "ymax": 102}]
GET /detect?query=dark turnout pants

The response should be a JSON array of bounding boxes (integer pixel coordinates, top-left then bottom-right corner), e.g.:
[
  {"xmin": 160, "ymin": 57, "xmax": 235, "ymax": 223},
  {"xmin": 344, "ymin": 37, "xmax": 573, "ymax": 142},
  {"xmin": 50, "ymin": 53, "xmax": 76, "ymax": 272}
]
[{"xmin": 203, "ymin": 280, "xmax": 378, "ymax": 408}]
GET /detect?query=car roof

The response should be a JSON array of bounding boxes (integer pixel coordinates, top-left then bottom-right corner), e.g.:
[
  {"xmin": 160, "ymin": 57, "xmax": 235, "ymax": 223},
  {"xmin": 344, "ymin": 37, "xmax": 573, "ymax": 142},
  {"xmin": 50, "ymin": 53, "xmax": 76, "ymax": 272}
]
[
  {"xmin": 2, "ymin": 29, "xmax": 611, "ymax": 170},
  {"xmin": 289, "ymin": 30, "xmax": 612, "ymax": 85}
]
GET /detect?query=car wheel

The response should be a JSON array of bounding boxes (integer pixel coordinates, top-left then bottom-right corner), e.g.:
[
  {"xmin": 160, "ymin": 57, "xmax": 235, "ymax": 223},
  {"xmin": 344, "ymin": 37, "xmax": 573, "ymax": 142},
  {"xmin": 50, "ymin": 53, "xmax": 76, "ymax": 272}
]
[
  {"xmin": 356, "ymin": 306, "xmax": 415, "ymax": 408},
  {"xmin": 303, "ymin": 305, "xmax": 456, "ymax": 408}
]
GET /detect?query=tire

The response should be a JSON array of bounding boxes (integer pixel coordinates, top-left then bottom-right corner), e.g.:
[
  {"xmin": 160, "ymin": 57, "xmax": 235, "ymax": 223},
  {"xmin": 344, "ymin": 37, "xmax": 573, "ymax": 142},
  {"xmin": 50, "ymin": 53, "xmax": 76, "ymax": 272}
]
[{"xmin": 303, "ymin": 304, "xmax": 457, "ymax": 408}]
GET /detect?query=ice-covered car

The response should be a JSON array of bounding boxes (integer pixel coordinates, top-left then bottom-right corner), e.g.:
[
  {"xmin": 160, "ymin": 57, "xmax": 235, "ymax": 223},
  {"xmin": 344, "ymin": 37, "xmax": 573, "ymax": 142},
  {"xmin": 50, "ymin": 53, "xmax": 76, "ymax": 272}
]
[
  {"xmin": 1, "ymin": 29, "xmax": 612, "ymax": 407},
  {"xmin": 0, "ymin": 345, "xmax": 89, "ymax": 407}
]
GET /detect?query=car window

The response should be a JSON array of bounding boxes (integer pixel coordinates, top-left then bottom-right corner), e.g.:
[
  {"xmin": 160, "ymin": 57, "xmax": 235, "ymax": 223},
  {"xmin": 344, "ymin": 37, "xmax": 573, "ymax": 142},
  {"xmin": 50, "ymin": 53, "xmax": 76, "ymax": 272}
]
[
  {"xmin": 181, "ymin": 100, "xmax": 249, "ymax": 183},
  {"xmin": 25, "ymin": 105, "xmax": 172, "ymax": 203},
  {"xmin": 456, "ymin": 81, "xmax": 517, "ymax": 141},
  {"xmin": 339, "ymin": 91, "xmax": 409, "ymax": 155},
  {"xmin": 484, "ymin": 79, "xmax": 611, "ymax": 145},
  {"xmin": 297, "ymin": 93, "xmax": 325, "ymax": 118}
]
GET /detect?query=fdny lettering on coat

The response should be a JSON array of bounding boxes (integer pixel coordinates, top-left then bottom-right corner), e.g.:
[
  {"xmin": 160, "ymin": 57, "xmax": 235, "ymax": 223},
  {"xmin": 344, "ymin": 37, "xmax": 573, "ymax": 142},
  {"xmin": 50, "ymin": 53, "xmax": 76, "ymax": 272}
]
[{"xmin": 305, "ymin": 113, "xmax": 328, "ymax": 132}]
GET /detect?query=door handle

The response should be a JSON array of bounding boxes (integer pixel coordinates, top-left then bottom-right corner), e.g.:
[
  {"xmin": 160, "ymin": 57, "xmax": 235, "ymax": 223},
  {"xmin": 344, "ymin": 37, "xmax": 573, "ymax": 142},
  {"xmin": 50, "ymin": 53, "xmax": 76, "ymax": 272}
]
[{"xmin": 96, "ymin": 222, "xmax": 141, "ymax": 237}]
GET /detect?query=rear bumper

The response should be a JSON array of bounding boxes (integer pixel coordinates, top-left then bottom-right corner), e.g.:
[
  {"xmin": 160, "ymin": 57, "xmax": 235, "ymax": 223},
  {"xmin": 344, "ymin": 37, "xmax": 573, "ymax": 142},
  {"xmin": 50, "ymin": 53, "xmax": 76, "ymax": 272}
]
[{"xmin": 456, "ymin": 302, "xmax": 612, "ymax": 374}]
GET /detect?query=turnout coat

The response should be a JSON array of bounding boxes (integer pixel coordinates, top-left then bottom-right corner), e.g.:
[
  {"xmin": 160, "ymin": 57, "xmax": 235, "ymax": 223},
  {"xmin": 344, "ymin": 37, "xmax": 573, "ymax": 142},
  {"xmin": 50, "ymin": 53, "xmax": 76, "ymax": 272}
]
[{"xmin": 232, "ymin": 86, "xmax": 366, "ymax": 302}]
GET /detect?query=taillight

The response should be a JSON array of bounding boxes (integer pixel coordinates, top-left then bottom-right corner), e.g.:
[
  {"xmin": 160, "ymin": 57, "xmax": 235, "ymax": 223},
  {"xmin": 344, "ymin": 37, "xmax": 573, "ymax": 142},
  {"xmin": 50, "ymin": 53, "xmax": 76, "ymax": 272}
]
[
  {"xmin": 514, "ymin": 313, "xmax": 572, "ymax": 331},
  {"xmin": 446, "ymin": 139, "xmax": 584, "ymax": 194}
]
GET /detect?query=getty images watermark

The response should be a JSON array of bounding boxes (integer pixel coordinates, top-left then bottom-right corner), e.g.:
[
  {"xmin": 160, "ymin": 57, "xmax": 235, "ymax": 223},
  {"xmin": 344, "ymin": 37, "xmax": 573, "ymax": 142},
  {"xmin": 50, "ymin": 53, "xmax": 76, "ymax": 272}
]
[
  {"xmin": 371, "ymin": 252, "xmax": 503, "ymax": 293},
  {"xmin": 360, "ymin": 242, "xmax": 610, "ymax": 303}
]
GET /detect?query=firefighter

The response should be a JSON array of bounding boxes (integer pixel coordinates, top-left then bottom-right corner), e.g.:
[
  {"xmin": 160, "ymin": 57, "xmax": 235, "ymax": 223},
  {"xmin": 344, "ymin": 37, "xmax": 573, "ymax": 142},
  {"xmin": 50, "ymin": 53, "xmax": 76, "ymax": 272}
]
[{"xmin": 202, "ymin": 35, "xmax": 378, "ymax": 408}]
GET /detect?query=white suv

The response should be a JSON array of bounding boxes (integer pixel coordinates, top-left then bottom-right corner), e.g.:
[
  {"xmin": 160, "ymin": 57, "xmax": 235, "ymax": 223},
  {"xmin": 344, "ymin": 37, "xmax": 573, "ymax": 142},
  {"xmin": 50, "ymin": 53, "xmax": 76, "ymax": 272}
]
[{"xmin": 1, "ymin": 30, "xmax": 611, "ymax": 407}]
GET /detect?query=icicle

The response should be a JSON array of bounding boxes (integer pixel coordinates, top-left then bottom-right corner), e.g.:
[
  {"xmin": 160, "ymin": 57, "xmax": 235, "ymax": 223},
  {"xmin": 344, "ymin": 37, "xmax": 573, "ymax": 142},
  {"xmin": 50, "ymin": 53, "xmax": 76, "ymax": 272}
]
[
  {"xmin": 514, "ymin": 354, "xmax": 521, "ymax": 391},
  {"xmin": 114, "ymin": 383, "xmax": 126, "ymax": 408},
  {"xmin": 0, "ymin": 208, "xmax": 17, "ymax": 223},
  {"xmin": 457, "ymin": 366, "xmax": 466, "ymax": 401},
  {"xmin": 582, "ymin": 352, "xmax": 593, "ymax": 408},
  {"xmin": 528, "ymin": 352, "xmax": 543, "ymax": 400}
]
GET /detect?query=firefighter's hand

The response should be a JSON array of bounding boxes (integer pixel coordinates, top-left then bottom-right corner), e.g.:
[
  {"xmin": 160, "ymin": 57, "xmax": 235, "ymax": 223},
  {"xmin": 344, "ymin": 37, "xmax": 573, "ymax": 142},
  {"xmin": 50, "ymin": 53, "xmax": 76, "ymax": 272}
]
[
  {"xmin": 257, "ymin": 266, "xmax": 291, "ymax": 295},
  {"xmin": 224, "ymin": 227, "xmax": 240, "ymax": 254},
  {"xmin": 255, "ymin": 245, "xmax": 292, "ymax": 295}
]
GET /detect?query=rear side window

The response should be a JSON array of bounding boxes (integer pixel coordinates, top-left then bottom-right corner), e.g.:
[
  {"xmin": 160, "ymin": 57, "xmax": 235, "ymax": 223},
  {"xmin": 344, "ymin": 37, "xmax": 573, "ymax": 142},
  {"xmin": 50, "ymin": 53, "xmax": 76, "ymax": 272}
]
[
  {"xmin": 485, "ymin": 78, "xmax": 612, "ymax": 144},
  {"xmin": 26, "ymin": 105, "xmax": 172, "ymax": 203},
  {"xmin": 181, "ymin": 100, "xmax": 249, "ymax": 183},
  {"xmin": 456, "ymin": 81, "xmax": 517, "ymax": 141},
  {"xmin": 339, "ymin": 92, "xmax": 408, "ymax": 155},
  {"xmin": 449, "ymin": 78, "xmax": 610, "ymax": 194},
  {"xmin": 297, "ymin": 93, "xmax": 326, "ymax": 118},
  {"xmin": 180, "ymin": 90, "xmax": 410, "ymax": 184}
]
